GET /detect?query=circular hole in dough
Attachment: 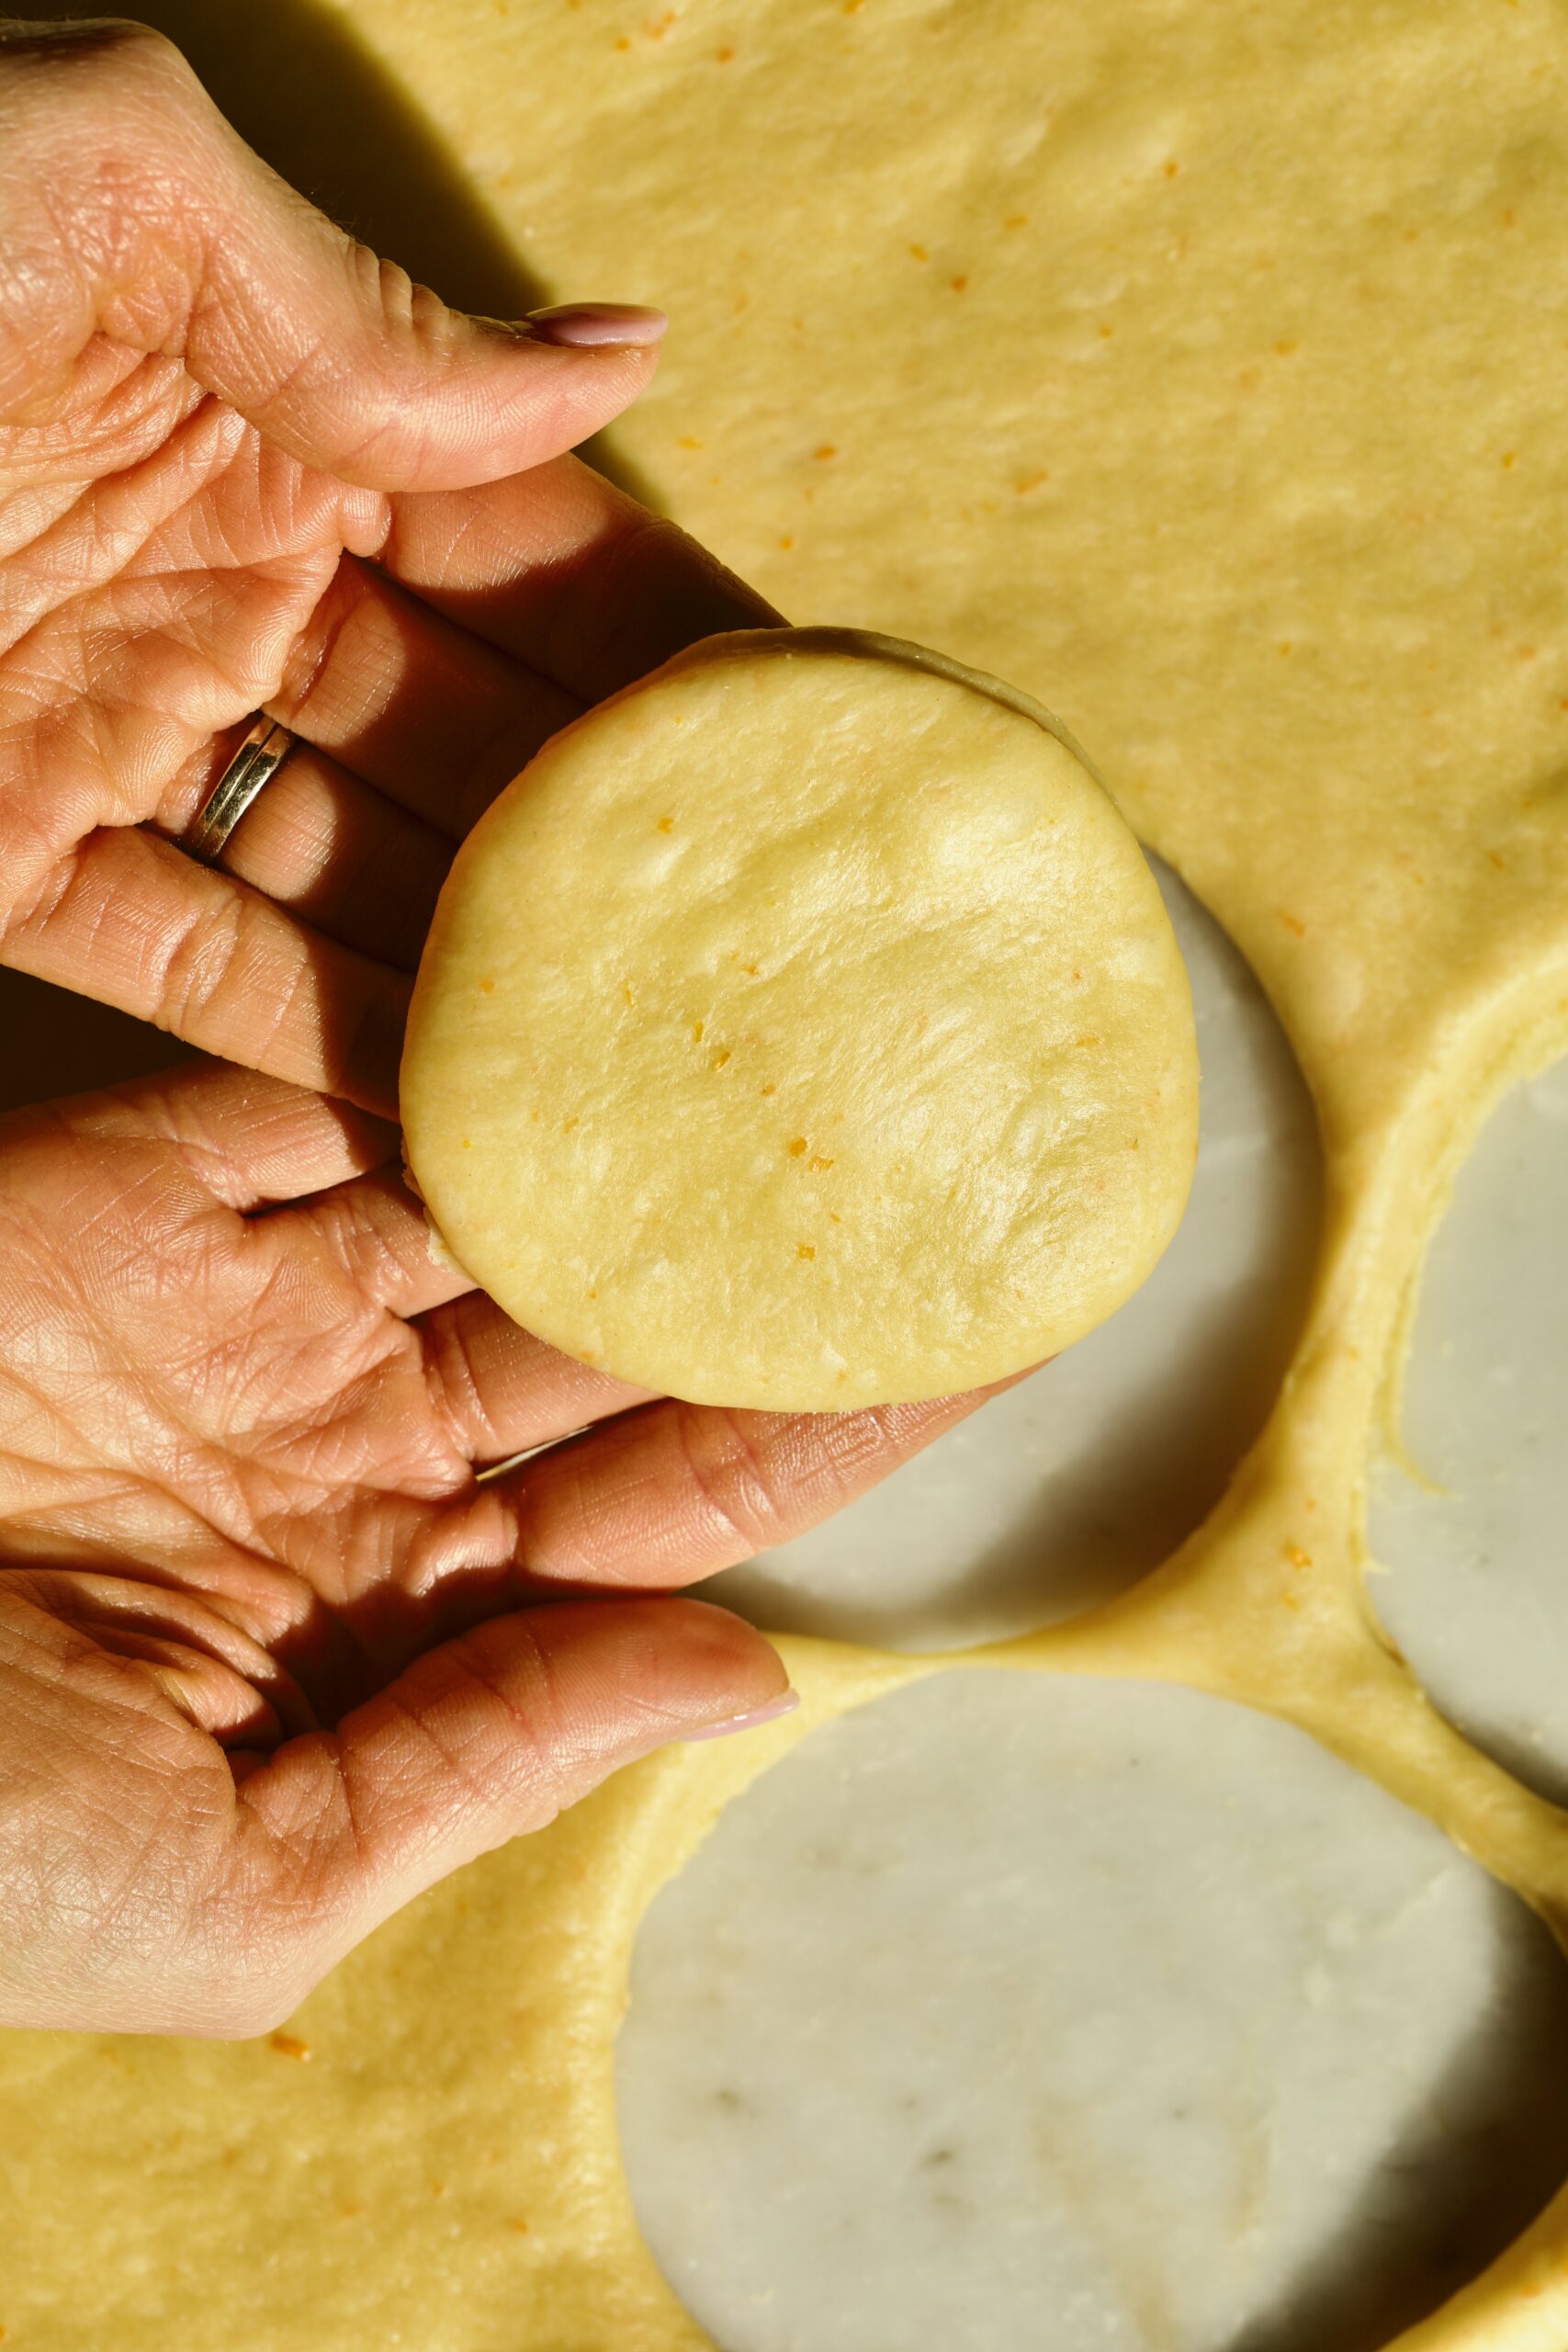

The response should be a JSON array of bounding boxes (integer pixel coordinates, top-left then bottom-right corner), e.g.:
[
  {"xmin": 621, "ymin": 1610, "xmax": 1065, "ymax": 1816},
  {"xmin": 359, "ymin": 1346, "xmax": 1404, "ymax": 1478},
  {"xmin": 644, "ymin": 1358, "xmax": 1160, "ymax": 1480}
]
[
  {"xmin": 401, "ymin": 628, "xmax": 1199, "ymax": 1411},
  {"xmin": 1370, "ymin": 1048, "xmax": 1568, "ymax": 1806},
  {"xmin": 616, "ymin": 1672, "xmax": 1568, "ymax": 2352},
  {"xmin": 706, "ymin": 860, "xmax": 1321, "ymax": 1645}
]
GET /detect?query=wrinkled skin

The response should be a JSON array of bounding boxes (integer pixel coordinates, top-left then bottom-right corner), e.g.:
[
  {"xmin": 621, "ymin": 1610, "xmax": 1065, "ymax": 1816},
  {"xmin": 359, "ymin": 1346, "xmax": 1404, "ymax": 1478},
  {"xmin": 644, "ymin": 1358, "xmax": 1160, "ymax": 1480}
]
[
  {"xmin": 0, "ymin": 16, "xmax": 764, "ymax": 1114},
  {"xmin": 0, "ymin": 1059, "xmax": 994, "ymax": 2036},
  {"xmin": 0, "ymin": 22, "xmax": 1012, "ymax": 2036}
]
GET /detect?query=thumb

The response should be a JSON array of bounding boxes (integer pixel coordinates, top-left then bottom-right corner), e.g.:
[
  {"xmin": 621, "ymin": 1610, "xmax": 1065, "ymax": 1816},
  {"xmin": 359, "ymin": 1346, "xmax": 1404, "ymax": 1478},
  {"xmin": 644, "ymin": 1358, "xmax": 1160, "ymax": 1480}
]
[
  {"xmin": 1, "ymin": 21, "xmax": 664, "ymax": 491},
  {"xmin": 235, "ymin": 1597, "xmax": 795, "ymax": 1998}
]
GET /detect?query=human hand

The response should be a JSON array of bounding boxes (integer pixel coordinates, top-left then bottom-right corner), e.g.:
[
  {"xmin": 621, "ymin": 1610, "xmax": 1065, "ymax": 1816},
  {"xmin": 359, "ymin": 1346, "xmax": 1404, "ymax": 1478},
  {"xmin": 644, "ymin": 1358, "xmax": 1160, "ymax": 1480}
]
[
  {"xmin": 0, "ymin": 1058, "xmax": 995, "ymax": 2036},
  {"xmin": 0, "ymin": 18, "xmax": 773, "ymax": 1114}
]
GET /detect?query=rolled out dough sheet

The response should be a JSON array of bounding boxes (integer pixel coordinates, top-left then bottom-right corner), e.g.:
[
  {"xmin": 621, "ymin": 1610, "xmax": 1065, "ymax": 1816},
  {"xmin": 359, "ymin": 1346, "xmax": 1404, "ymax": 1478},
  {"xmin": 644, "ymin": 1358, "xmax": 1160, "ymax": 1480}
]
[{"xmin": 6, "ymin": 4, "xmax": 1568, "ymax": 2347}]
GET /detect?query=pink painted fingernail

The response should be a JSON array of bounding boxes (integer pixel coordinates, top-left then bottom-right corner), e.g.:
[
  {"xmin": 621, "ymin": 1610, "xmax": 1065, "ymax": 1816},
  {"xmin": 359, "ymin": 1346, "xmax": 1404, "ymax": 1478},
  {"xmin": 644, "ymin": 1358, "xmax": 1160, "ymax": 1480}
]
[
  {"xmin": 682, "ymin": 1690, "xmax": 801, "ymax": 1742},
  {"xmin": 523, "ymin": 301, "xmax": 668, "ymax": 348}
]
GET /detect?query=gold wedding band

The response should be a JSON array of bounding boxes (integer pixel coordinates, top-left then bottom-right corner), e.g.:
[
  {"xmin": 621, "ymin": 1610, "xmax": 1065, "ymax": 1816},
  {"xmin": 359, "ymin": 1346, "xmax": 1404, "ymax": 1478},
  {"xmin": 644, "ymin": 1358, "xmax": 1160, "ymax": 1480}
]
[{"xmin": 182, "ymin": 717, "xmax": 298, "ymax": 866}]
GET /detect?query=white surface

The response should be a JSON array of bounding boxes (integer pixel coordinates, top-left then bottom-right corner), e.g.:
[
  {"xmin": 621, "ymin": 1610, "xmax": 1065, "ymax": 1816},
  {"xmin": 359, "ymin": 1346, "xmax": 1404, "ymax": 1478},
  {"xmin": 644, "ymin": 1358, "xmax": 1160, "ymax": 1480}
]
[
  {"xmin": 706, "ymin": 862, "xmax": 1321, "ymax": 1648},
  {"xmin": 618, "ymin": 1674, "xmax": 1568, "ymax": 2352},
  {"xmin": 1370, "ymin": 1050, "xmax": 1568, "ymax": 1803},
  {"xmin": 624, "ymin": 898, "xmax": 1568, "ymax": 2350}
]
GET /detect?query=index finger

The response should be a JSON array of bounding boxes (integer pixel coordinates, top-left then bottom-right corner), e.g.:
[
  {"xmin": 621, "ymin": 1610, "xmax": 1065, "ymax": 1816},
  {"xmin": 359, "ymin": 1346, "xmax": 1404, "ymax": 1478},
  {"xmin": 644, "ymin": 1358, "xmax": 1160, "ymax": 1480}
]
[{"xmin": 377, "ymin": 453, "xmax": 782, "ymax": 706}]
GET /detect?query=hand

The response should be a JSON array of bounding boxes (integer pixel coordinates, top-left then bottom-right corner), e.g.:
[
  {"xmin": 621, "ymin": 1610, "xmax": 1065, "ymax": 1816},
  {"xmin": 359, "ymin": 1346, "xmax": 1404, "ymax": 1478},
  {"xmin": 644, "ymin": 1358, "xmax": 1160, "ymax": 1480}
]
[
  {"xmin": 0, "ymin": 18, "xmax": 773, "ymax": 1114},
  {"xmin": 0, "ymin": 1059, "xmax": 994, "ymax": 2036}
]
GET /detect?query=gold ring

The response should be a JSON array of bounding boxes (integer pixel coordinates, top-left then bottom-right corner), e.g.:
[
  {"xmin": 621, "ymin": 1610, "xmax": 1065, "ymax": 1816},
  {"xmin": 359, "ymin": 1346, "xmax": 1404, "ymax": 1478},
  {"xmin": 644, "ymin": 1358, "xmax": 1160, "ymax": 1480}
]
[{"xmin": 182, "ymin": 717, "xmax": 298, "ymax": 866}]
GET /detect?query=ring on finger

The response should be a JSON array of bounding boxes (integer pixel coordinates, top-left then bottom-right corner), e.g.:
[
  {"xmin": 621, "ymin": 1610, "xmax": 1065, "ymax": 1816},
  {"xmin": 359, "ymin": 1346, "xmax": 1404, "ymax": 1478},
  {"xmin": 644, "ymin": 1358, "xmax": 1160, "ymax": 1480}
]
[{"xmin": 181, "ymin": 716, "xmax": 299, "ymax": 866}]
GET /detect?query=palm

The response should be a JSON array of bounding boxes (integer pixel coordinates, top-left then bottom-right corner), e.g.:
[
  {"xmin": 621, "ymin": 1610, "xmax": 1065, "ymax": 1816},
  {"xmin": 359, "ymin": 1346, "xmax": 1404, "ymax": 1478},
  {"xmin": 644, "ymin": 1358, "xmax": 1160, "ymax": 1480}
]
[
  {"xmin": 2, "ymin": 1046, "xmax": 471, "ymax": 1721},
  {"xmin": 0, "ymin": 1061, "xmax": 992, "ymax": 2034}
]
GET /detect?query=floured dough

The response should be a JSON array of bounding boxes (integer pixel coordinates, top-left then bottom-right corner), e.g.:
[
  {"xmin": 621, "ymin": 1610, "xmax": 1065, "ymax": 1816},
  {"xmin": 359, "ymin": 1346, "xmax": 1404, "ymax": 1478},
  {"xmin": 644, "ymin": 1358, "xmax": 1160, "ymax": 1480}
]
[
  {"xmin": 400, "ymin": 629, "xmax": 1197, "ymax": 1409},
  {"xmin": 8, "ymin": 2, "xmax": 1568, "ymax": 2347}
]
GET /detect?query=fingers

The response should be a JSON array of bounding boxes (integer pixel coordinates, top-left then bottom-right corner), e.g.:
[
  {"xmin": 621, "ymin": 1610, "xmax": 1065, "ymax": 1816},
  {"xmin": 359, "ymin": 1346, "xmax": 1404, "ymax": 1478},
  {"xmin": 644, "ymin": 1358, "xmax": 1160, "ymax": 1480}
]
[
  {"xmin": 5, "ymin": 1565, "xmax": 299, "ymax": 1741},
  {"xmin": 234, "ymin": 1596, "xmax": 792, "ymax": 1973},
  {"xmin": 151, "ymin": 476, "xmax": 768, "ymax": 1011},
  {"xmin": 418, "ymin": 1289, "xmax": 654, "ymax": 1463},
  {"xmin": 381, "ymin": 454, "xmax": 783, "ymax": 705},
  {"xmin": 164, "ymin": 725, "xmax": 454, "ymax": 973},
  {"xmin": 278, "ymin": 1176, "xmax": 653, "ymax": 1407},
  {"xmin": 463, "ymin": 1386, "xmax": 1011, "ymax": 1591},
  {"xmin": 73, "ymin": 1057, "xmax": 397, "ymax": 1211},
  {"xmin": 265, "ymin": 556, "xmax": 580, "ymax": 842},
  {"xmin": 0, "ymin": 22, "xmax": 666, "ymax": 489},
  {"xmin": 265, "ymin": 1162, "xmax": 471, "ymax": 1321},
  {"xmin": 6, "ymin": 824, "xmax": 409, "ymax": 1115}
]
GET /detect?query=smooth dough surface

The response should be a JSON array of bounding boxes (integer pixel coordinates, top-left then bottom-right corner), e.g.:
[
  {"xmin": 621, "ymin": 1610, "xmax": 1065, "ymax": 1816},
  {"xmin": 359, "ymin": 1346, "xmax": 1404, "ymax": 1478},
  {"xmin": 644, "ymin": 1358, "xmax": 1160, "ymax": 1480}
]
[
  {"xmin": 9, "ymin": 3, "xmax": 1568, "ymax": 2348},
  {"xmin": 401, "ymin": 629, "xmax": 1197, "ymax": 1409}
]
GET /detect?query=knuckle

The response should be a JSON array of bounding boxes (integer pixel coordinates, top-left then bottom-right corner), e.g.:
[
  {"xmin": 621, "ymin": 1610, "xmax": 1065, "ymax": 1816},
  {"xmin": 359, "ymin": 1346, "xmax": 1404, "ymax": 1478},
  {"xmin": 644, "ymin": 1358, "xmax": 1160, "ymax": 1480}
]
[
  {"xmin": 156, "ymin": 894, "xmax": 247, "ymax": 1030},
  {"xmin": 274, "ymin": 559, "xmax": 390, "ymax": 728},
  {"xmin": 672, "ymin": 1403, "xmax": 784, "ymax": 1557}
]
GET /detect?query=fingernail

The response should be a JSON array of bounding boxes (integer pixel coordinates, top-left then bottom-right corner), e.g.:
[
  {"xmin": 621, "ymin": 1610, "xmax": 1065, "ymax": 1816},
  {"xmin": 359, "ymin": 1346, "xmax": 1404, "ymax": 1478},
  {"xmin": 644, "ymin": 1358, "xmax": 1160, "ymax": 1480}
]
[
  {"xmin": 522, "ymin": 301, "xmax": 668, "ymax": 348},
  {"xmin": 682, "ymin": 1689, "xmax": 801, "ymax": 1742}
]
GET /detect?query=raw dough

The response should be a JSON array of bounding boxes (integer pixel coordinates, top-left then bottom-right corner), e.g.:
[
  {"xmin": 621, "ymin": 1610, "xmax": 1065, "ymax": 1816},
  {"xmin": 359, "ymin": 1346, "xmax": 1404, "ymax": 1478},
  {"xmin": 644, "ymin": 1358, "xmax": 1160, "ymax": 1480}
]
[
  {"xmin": 400, "ymin": 628, "xmax": 1197, "ymax": 1409},
  {"xmin": 7, "ymin": 2, "xmax": 1568, "ymax": 2348}
]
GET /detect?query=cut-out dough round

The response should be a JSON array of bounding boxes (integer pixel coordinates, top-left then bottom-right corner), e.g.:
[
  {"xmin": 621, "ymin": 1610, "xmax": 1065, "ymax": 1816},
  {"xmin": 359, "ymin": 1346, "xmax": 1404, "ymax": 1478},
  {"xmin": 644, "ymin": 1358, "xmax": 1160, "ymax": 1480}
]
[{"xmin": 402, "ymin": 629, "xmax": 1198, "ymax": 1409}]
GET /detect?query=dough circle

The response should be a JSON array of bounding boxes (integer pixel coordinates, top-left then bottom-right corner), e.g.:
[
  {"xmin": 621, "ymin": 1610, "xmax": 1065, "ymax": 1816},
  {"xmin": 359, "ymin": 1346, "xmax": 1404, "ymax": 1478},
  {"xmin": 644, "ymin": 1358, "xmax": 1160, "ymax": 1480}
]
[{"xmin": 401, "ymin": 628, "xmax": 1198, "ymax": 1409}]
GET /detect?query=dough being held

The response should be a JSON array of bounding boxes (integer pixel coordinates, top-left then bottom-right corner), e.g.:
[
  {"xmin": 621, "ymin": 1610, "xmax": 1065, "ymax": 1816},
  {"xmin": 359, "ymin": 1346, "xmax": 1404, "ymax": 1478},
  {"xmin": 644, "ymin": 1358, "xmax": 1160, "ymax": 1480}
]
[{"xmin": 401, "ymin": 628, "xmax": 1198, "ymax": 1409}]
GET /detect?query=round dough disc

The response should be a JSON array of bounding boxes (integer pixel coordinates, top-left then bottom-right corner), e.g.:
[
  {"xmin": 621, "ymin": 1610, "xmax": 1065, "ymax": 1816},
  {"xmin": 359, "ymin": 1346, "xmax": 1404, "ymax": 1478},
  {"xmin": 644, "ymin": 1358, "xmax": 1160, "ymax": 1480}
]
[{"xmin": 400, "ymin": 628, "xmax": 1198, "ymax": 1410}]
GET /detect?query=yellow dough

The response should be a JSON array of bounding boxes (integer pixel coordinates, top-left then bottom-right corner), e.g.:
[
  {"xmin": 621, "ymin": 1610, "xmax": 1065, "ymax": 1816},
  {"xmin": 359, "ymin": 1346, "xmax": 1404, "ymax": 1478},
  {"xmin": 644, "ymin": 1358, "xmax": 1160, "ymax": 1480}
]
[
  {"xmin": 401, "ymin": 628, "xmax": 1197, "ymax": 1409},
  {"xmin": 8, "ymin": 2, "xmax": 1568, "ymax": 2347}
]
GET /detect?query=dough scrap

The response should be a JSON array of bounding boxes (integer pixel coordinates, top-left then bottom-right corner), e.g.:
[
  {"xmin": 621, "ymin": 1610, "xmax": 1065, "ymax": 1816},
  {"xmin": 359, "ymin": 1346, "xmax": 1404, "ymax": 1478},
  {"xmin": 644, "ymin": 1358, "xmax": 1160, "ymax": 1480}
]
[{"xmin": 401, "ymin": 629, "xmax": 1198, "ymax": 1409}]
